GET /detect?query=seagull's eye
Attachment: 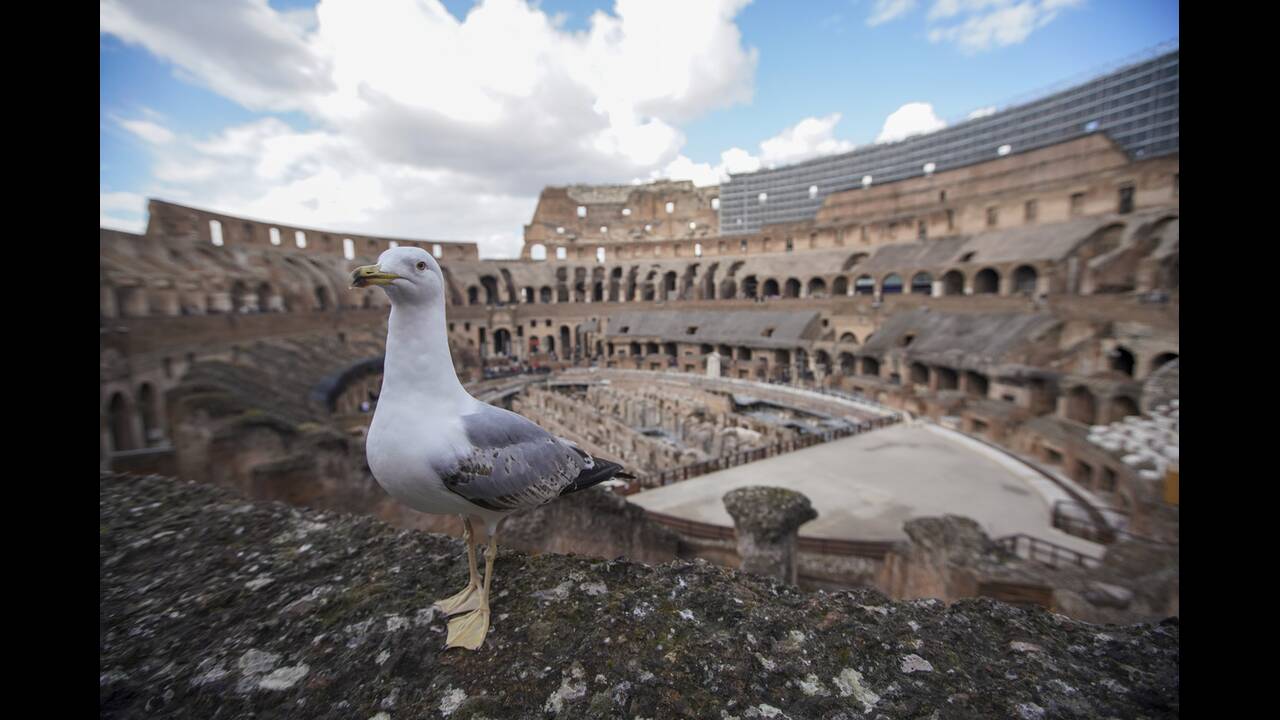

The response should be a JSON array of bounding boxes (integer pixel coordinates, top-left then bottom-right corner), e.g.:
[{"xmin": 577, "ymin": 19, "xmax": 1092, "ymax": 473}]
[{"xmin": 416, "ymin": 261, "xmax": 427, "ymax": 271}]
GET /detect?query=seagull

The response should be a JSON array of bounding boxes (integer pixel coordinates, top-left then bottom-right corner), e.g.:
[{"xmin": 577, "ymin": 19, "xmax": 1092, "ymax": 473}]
[{"xmin": 351, "ymin": 247, "xmax": 631, "ymax": 650}]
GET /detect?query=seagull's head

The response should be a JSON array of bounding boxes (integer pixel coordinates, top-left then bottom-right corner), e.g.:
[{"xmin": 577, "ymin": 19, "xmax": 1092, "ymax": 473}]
[{"xmin": 350, "ymin": 247, "xmax": 444, "ymax": 306}]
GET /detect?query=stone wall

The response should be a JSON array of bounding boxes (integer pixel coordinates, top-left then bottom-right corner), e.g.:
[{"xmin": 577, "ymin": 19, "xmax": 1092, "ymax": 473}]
[{"xmin": 100, "ymin": 472, "xmax": 1180, "ymax": 720}]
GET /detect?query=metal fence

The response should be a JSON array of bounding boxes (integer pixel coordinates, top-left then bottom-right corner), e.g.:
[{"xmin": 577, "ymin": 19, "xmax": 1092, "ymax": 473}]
[{"xmin": 996, "ymin": 533, "xmax": 1101, "ymax": 569}]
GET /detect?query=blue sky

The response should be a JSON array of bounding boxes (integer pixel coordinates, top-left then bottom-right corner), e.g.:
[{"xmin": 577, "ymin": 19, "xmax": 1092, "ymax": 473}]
[{"xmin": 101, "ymin": 0, "xmax": 1178, "ymax": 257}]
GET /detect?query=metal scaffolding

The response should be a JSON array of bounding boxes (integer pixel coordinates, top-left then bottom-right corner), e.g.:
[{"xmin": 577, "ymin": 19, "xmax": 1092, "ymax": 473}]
[{"xmin": 719, "ymin": 42, "xmax": 1179, "ymax": 235}]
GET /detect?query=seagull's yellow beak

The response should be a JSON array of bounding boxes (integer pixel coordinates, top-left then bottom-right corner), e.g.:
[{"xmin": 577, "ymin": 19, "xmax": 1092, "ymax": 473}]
[{"xmin": 350, "ymin": 264, "xmax": 400, "ymax": 289}]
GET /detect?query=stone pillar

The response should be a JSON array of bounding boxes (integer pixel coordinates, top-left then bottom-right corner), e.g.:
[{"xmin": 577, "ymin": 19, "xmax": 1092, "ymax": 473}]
[
  {"xmin": 706, "ymin": 351, "xmax": 721, "ymax": 379},
  {"xmin": 723, "ymin": 486, "xmax": 818, "ymax": 585}
]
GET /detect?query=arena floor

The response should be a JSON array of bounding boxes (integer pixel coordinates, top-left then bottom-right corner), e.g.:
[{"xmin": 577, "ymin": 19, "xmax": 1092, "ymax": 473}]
[{"xmin": 629, "ymin": 422, "xmax": 1103, "ymax": 554}]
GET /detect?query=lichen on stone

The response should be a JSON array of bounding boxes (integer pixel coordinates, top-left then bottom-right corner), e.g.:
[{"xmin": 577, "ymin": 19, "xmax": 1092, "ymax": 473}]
[
  {"xmin": 99, "ymin": 472, "xmax": 1179, "ymax": 719},
  {"xmin": 722, "ymin": 486, "xmax": 818, "ymax": 540}
]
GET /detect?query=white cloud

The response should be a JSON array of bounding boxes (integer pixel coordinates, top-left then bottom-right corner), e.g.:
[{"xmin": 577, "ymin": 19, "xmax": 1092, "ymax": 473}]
[
  {"xmin": 876, "ymin": 102, "xmax": 947, "ymax": 143},
  {"xmin": 866, "ymin": 0, "xmax": 1081, "ymax": 53},
  {"xmin": 867, "ymin": 0, "xmax": 918, "ymax": 26},
  {"xmin": 657, "ymin": 114, "xmax": 852, "ymax": 186},
  {"xmin": 100, "ymin": 0, "xmax": 759, "ymax": 257},
  {"xmin": 967, "ymin": 106, "xmax": 997, "ymax": 119},
  {"xmin": 654, "ymin": 146, "xmax": 761, "ymax": 186},
  {"xmin": 925, "ymin": 0, "xmax": 1083, "ymax": 53},
  {"xmin": 100, "ymin": 190, "xmax": 148, "ymax": 234},
  {"xmin": 759, "ymin": 114, "xmax": 855, "ymax": 166},
  {"xmin": 120, "ymin": 118, "xmax": 174, "ymax": 144}
]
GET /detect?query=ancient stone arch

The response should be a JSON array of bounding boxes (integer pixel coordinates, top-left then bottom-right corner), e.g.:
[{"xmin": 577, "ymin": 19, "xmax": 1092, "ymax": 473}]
[{"xmin": 973, "ymin": 268, "xmax": 1000, "ymax": 294}]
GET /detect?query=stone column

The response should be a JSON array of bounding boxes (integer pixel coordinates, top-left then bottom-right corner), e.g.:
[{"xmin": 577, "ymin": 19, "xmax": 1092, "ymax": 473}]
[{"xmin": 723, "ymin": 486, "xmax": 818, "ymax": 585}]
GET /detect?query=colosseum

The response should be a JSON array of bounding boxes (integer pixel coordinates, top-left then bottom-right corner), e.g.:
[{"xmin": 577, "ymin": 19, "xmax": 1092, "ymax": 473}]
[{"xmin": 100, "ymin": 49, "xmax": 1178, "ymax": 625}]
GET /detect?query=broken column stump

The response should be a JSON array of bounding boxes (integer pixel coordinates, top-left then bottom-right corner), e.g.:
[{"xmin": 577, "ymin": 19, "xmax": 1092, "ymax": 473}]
[{"xmin": 722, "ymin": 485, "xmax": 817, "ymax": 584}]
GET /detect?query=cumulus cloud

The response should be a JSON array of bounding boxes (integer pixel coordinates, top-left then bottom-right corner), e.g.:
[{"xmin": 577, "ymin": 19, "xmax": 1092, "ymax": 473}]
[
  {"xmin": 967, "ymin": 106, "xmax": 997, "ymax": 119},
  {"xmin": 100, "ymin": 0, "xmax": 759, "ymax": 257},
  {"xmin": 925, "ymin": 0, "xmax": 1083, "ymax": 53},
  {"xmin": 658, "ymin": 114, "xmax": 852, "ymax": 186},
  {"xmin": 759, "ymin": 114, "xmax": 855, "ymax": 166},
  {"xmin": 653, "ymin": 146, "xmax": 761, "ymax": 187},
  {"xmin": 866, "ymin": 0, "xmax": 918, "ymax": 27},
  {"xmin": 876, "ymin": 102, "xmax": 947, "ymax": 143}
]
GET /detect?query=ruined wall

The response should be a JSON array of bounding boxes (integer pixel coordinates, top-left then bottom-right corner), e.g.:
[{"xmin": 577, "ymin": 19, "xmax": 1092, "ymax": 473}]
[{"xmin": 100, "ymin": 472, "xmax": 1180, "ymax": 720}]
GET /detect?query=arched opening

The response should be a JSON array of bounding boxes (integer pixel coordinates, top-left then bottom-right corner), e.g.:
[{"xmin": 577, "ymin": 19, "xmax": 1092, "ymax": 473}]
[
  {"xmin": 256, "ymin": 282, "xmax": 273, "ymax": 311},
  {"xmin": 480, "ymin": 276, "xmax": 500, "ymax": 305},
  {"xmin": 523, "ymin": 287, "xmax": 535, "ymax": 303},
  {"xmin": 557, "ymin": 283, "xmax": 569, "ymax": 303},
  {"xmin": 832, "ymin": 276, "xmax": 849, "ymax": 295},
  {"xmin": 965, "ymin": 371, "xmax": 989, "ymax": 398},
  {"xmin": 910, "ymin": 272, "xmax": 932, "ymax": 295},
  {"xmin": 230, "ymin": 281, "xmax": 250, "ymax": 312},
  {"xmin": 838, "ymin": 332, "xmax": 858, "ymax": 343},
  {"xmin": 742, "ymin": 276, "xmax": 759, "ymax": 299},
  {"xmin": 910, "ymin": 362, "xmax": 929, "ymax": 386},
  {"xmin": 973, "ymin": 268, "xmax": 1000, "ymax": 294},
  {"xmin": 530, "ymin": 244, "xmax": 547, "ymax": 261},
  {"xmin": 314, "ymin": 286, "xmax": 330, "ymax": 311},
  {"xmin": 935, "ymin": 367, "xmax": 958, "ymax": 390},
  {"xmin": 544, "ymin": 336, "xmax": 556, "ymax": 355},
  {"xmin": 662, "ymin": 271, "xmax": 677, "ymax": 300},
  {"xmin": 1110, "ymin": 346, "xmax": 1136, "ymax": 377},
  {"xmin": 1151, "ymin": 352, "xmax": 1179, "ymax": 373},
  {"xmin": 1066, "ymin": 386, "xmax": 1097, "ymax": 425},
  {"xmin": 560, "ymin": 326, "xmax": 572, "ymax": 357},
  {"xmin": 1012, "ymin": 265, "xmax": 1038, "ymax": 294},
  {"xmin": 467, "ymin": 286, "xmax": 480, "ymax": 305},
  {"xmin": 838, "ymin": 352, "xmax": 856, "ymax": 374},
  {"xmin": 881, "ymin": 273, "xmax": 904, "ymax": 295},
  {"xmin": 1110, "ymin": 395, "xmax": 1140, "ymax": 422},
  {"xmin": 842, "ymin": 252, "xmax": 868, "ymax": 271},
  {"xmin": 540, "ymin": 286, "xmax": 553, "ymax": 303},
  {"xmin": 114, "ymin": 286, "xmax": 142, "ymax": 318},
  {"xmin": 494, "ymin": 328, "xmax": 512, "ymax": 356},
  {"xmin": 814, "ymin": 350, "xmax": 832, "ymax": 375},
  {"xmin": 854, "ymin": 275, "xmax": 875, "ymax": 295},
  {"xmin": 784, "ymin": 278, "xmax": 801, "ymax": 298},
  {"xmin": 137, "ymin": 383, "xmax": 160, "ymax": 446},
  {"xmin": 762, "ymin": 279, "xmax": 780, "ymax": 298},
  {"xmin": 107, "ymin": 392, "xmax": 137, "ymax": 452},
  {"xmin": 861, "ymin": 357, "xmax": 880, "ymax": 376},
  {"xmin": 719, "ymin": 278, "xmax": 737, "ymax": 299},
  {"xmin": 941, "ymin": 270, "xmax": 965, "ymax": 295}
]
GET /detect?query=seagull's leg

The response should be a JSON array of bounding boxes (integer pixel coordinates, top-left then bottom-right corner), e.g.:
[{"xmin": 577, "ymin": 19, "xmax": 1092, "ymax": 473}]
[
  {"xmin": 446, "ymin": 529, "xmax": 497, "ymax": 650},
  {"xmin": 434, "ymin": 516, "xmax": 481, "ymax": 615}
]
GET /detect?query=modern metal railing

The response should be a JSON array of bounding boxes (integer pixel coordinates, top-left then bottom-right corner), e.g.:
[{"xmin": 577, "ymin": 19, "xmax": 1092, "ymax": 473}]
[{"xmin": 996, "ymin": 533, "xmax": 1101, "ymax": 569}]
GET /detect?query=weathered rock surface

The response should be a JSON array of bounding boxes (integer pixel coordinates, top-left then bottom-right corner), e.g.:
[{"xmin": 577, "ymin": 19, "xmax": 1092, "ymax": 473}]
[
  {"xmin": 101, "ymin": 473, "xmax": 1179, "ymax": 719},
  {"xmin": 723, "ymin": 486, "xmax": 819, "ymax": 541},
  {"xmin": 724, "ymin": 486, "xmax": 818, "ymax": 585}
]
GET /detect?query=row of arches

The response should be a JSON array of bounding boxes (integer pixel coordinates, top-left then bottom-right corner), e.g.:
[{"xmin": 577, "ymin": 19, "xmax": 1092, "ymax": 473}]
[
  {"xmin": 104, "ymin": 382, "xmax": 164, "ymax": 454},
  {"xmin": 455, "ymin": 264, "xmax": 1044, "ymax": 308}
]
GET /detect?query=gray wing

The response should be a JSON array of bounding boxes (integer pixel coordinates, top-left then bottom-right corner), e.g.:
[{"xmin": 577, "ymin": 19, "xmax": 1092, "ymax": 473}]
[{"xmin": 433, "ymin": 404, "xmax": 589, "ymax": 512}]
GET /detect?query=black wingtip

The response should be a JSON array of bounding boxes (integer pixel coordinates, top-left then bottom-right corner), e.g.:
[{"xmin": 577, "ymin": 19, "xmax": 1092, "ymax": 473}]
[{"xmin": 560, "ymin": 456, "xmax": 633, "ymax": 496}]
